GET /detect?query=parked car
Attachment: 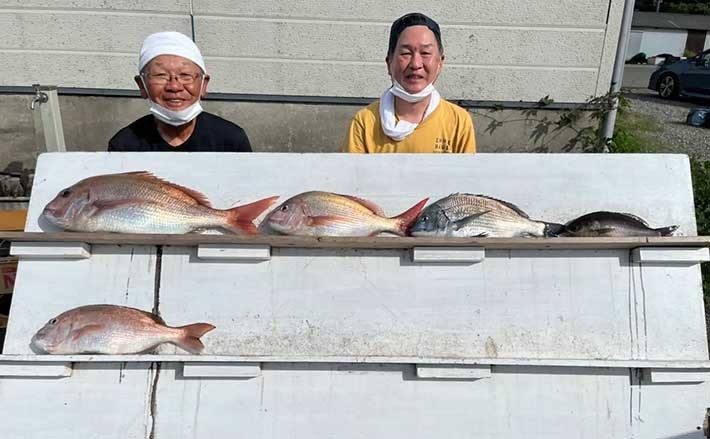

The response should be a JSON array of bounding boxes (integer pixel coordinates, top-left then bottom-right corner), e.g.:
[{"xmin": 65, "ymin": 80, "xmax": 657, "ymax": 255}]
[{"xmin": 648, "ymin": 49, "xmax": 710, "ymax": 99}]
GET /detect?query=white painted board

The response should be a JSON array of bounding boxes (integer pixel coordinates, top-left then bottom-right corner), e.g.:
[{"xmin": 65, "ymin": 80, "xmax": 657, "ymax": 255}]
[
  {"xmin": 153, "ymin": 364, "xmax": 630, "ymax": 439},
  {"xmin": 0, "ymin": 363, "xmax": 156, "ymax": 439}
]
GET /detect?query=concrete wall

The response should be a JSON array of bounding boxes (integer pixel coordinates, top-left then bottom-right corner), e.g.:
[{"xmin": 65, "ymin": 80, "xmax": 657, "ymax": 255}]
[
  {"xmin": 0, "ymin": 94, "xmax": 595, "ymax": 169},
  {"xmin": 0, "ymin": 1, "xmax": 625, "ymax": 102}
]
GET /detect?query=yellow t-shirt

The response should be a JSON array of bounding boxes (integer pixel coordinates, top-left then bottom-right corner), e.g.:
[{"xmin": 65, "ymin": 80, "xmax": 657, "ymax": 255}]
[{"xmin": 343, "ymin": 98, "xmax": 476, "ymax": 153}]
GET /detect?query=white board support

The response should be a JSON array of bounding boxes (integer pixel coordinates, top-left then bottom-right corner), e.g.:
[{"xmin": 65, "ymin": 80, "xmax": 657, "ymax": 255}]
[
  {"xmin": 0, "ymin": 361, "xmax": 72, "ymax": 378},
  {"xmin": 645, "ymin": 368, "xmax": 710, "ymax": 384},
  {"xmin": 632, "ymin": 247, "xmax": 710, "ymax": 265},
  {"xmin": 196, "ymin": 244, "xmax": 271, "ymax": 261},
  {"xmin": 416, "ymin": 364, "xmax": 492, "ymax": 380},
  {"xmin": 182, "ymin": 362, "xmax": 262, "ymax": 378},
  {"xmin": 11, "ymin": 241, "xmax": 91, "ymax": 259},
  {"xmin": 411, "ymin": 247, "xmax": 485, "ymax": 264}
]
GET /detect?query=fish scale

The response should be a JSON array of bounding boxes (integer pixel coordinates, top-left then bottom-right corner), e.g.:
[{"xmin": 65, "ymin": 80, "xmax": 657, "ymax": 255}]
[{"xmin": 411, "ymin": 193, "xmax": 559, "ymax": 238}]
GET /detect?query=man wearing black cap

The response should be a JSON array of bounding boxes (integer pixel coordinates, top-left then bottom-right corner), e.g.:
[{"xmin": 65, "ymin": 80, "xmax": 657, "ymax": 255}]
[{"xmin": 343, "ymin": 12, "xmax": 475, "ymax": 153}]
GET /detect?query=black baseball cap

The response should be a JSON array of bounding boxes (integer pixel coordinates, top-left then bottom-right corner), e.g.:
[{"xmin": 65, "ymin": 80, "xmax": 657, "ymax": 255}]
[{"xmin": 387, "ymin": 13, "xmax": 443, "ymax": 58}]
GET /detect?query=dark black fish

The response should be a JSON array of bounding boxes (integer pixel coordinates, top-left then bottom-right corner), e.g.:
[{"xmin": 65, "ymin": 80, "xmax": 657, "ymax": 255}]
[{"xmin": 559, "ymin": 211, "xmax": 678, "ymax": 237}]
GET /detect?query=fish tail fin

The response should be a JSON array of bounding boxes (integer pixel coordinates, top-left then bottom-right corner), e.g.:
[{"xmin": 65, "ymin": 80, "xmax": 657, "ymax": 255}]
[
  {"xmin": 655, "ymin": 225, "xmax": 679, "ymax": 236},
  {"xmin": 173, "ymin": 323, "xmax": 216, "ymax": 354},
  {"xmin": 225, "ymin": 196, "xmax": 280, "ymax": 234},
  {"xmin": 543, "ymin": 222, "xmax": 566, "ymax": 237},
  {"xmin": 392, "ymin": 198, "xmax": 429, "ymax": 236}
]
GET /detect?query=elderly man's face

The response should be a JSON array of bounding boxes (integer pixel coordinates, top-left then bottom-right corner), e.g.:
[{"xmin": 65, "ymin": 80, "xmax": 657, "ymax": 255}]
[
  {"xmin": 387, "ymin": 25, "xmax": 443, "ymax": 94},
  {"xmin": 135, "ymin": 55, "xmax": 210, "ymax": 111}
]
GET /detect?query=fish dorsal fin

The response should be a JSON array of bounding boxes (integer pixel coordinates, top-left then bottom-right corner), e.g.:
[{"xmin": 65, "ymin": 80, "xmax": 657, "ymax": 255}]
[
  {"xmin": 337, "ymin": 194, "xmax": 385, "ymax": 216},
  {"xmin": 452, "ymin": 193, "xmax": 530, "ymax": 219},
  {"xmin": 123, "ymin": 171, "xmax": 213, "ymax": 208}
]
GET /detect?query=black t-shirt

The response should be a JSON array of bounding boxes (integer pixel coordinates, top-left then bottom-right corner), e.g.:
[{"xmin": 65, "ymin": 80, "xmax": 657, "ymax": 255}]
[{"xmin": 108, "ymin": 112, "xmax": 252, "ymax": 152}]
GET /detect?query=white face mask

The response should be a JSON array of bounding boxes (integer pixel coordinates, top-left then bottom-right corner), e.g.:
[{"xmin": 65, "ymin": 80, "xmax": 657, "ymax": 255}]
[
  {"xmin": 141, "ymin": 76, "xmax": 204, "ymax": 127},
  {"xmin": 390, "ymin": 80, "xmax": 436, "ymax": 103}
]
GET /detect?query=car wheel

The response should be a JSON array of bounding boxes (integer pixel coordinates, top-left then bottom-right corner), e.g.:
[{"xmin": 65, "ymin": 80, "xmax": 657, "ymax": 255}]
[{"xmin": 658, "ymin": 74, "xmax": 679, "ymax": 99}]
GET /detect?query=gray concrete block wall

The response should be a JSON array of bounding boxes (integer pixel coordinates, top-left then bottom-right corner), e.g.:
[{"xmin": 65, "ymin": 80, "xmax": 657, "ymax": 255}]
[
  {"xmin": 0, "ymin": 94, "xmax": 595, "ymax": 170},
  {"xmin": 1, "ymin": 1, "xmax": 623, "ymax": 102}
]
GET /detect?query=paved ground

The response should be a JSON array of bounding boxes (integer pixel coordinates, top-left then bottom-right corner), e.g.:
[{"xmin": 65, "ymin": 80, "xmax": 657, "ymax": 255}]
[{"xmin": 624, "ymin": 89, "xmax": 710, "ymax": 160}]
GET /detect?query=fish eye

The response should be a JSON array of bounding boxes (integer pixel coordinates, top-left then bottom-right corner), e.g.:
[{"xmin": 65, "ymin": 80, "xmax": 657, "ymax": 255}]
[
  {"xmin": 280, "ymin": 205, "xmax": 289, "ymax": 212},
  {"xmin": 60, "ymin": 189, "xmax": 71, "ymax": 198},
  {"xmin": 48, "ymin": 318, "xmax": 57, "ymax": 325},
  {"xmin": 421, "ymin": 215, "xmax": 429, "ymax": 222}
]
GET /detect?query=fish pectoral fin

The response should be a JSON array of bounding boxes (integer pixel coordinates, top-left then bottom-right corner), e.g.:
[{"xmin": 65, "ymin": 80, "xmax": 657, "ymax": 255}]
[
  {"xmin": 70, "ymin": 324, "xmax": 104, "ymax": 341},
  {"xmin": 452, "ymin": 211, "xmax": 492, "ymax": 231},
  {"xmin": 306, "ymin": 215, "xmax": 350, "ymax": 226}
]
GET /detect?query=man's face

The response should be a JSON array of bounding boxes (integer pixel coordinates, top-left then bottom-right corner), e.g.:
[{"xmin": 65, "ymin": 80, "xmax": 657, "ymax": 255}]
[
  {"xmin": 387, "ymin": 25, "xmax": 444, "ymax": 94},
  {"xmin": 135, "ymin": 55, "xmax": 209, "ymax": 111}
]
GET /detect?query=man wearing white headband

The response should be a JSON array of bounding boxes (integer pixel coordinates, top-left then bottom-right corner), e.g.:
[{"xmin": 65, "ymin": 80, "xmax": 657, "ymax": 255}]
[
  {"xmin": 343, "ymin": 13, "xmax": 475, "ymax": 153},
  {"xmin": 109, "ymin": 31, "xmax": 252, "ymax": 152}
]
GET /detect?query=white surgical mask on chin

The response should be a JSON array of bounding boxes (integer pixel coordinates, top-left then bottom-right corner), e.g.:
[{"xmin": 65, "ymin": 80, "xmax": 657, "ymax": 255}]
[
  {"xmin": 141, "ymin": 77, "xmax": 204, "ymax": 127},
  {"xmin": 390, "ymin": 80, "xmax": 436, "ymax": 103}
]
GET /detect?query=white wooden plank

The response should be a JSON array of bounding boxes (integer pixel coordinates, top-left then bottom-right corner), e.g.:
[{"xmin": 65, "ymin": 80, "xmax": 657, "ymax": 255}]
[
  {"xmin": 197, "ymin": 244, "xmax": 271, "ymax": 261},
  {"xmin": 647, "ymin": 369, "xmax": 710, "ymax": 384},
  {"xmin": 11, "ymin": 241, "xmax": 91, "ymax": 259},
  {"xmin": 182, "ymin": 362, "xmax": 261, "ymax": 378},
  {"xmin": 632, "ymin": 247, "xmax": 710, "ymax": 264},
  {"xmin": 411, "ymin": 246, "xmax": 484, "ymax": 263},
  {"xmin": 416, "ymin": 364, "xmax": 491, "ymax": 379},
  {"xmin": 4, "ymin": 355, "xmax": 710, "ymax": 370},
  {"xmin": 0, "ymin": 363, "xmax": 155, "ymax": 439},
  {"xmin": 0, "ymin": 361, "xmax": 71, "ymax": 377},
  {"xmin": 3, "ymin": 244, "xmax": 157, "ymax": 354},
  {"xmin": 153, "ymin": 364, "xmax": 630, "ymax": 438}
]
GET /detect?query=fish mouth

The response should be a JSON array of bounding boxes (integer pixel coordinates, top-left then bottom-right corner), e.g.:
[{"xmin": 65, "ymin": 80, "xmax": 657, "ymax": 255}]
[{"xmin": 29, "ymin": 334, "xmax": 50, "ymax": 354}]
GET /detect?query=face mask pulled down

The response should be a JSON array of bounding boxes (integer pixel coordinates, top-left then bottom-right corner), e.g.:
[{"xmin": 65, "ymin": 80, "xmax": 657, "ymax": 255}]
[
  {"xmin": 380, "ymin": 81, "xmax": 441, "ymax": 141},
  {"xmin": 141, "ymin": 76, "xmax": 204, "ymax": 127}
]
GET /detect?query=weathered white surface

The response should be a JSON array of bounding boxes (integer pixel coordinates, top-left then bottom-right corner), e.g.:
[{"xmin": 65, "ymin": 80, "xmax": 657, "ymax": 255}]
[
  {"xmin": 0, "ymin": 363, "xmax": 156, "ymax": 439},
  {"xmin": 19, "ymin": 152, "xmax": 704, "ymax": 362},
  {"xmin": 2, "ymin": 1, "xmax": 624, "ymax": 101},
  {"xmin": 182, "ymin": 362, "xmax": 262, "ymax": 378},
  {"xmin": 2, "ymin": 152, "xmax": 709, "ymax": 438},
  {"xmin": 197, "ymin": 244, "xmax": 271, "ymax": 261},
  {"xmin": 632, "ymin": 247, "xmax": 710, "ymax": 264},
  {"xmin": 411, "ymin": 246, "xmax": 484, "ymax": 263},
  {"xmin": 4, "ymin": 245, "xmax": 157, "ymax": 354},
  {"xmin": 416, "ymin": 364, "xmax": 491, "ymax": 379},
  {"xmin": 0, "ymin": 361, "xmax": 71, "ymax": 377},
  {"xmin": 11, "ymin": 241, "xmax": 91, "ymax": 259},
  {"xmin": 153, "ymin": 364, "xmax": 630, "ymax": 438},
  {"xmin": 632, "ymin": 371, "xmax": 710, "ymax": 439},
  {"xmin": 647, "ymin": 369, "xmax": 710, "ymax": 384}
]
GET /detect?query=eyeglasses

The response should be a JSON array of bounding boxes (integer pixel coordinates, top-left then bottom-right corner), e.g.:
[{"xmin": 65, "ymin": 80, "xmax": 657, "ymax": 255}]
[{"xmin": 142, "ymin": 72, "xmax": 203, "ymax": 85}]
